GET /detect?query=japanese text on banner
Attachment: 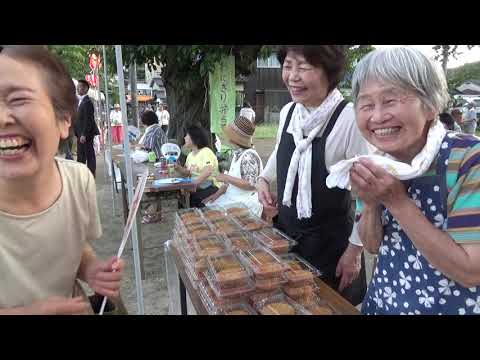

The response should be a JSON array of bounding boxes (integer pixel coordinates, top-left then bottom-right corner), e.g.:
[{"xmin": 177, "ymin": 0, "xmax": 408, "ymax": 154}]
[{"xmin": 209, "ymin": 55, "xmax": 235, "ymax": 135}]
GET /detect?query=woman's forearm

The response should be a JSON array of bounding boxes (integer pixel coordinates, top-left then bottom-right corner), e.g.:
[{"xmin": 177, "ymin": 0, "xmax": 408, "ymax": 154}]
[
  {"xmin": 388, "ymin": 198, "xmax": 480, "ymax": 288},
  {"xmin": 358, "ymin": 205, "xmax": 383, "ymax": 254},
  {"xmin": 77, "ymin": 243, "xmax": 97, "ymax": 282},
  {"xmin": 222, "ymin": 174, "xmax": 255, "ymax": 191}
]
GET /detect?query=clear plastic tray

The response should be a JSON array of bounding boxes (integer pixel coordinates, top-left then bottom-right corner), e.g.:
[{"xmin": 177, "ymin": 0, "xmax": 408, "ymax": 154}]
[
  {"xmin": 206, "ymin": 252, "xmax": 252, "ymax": 288},
  {"xmin": 283, "ymin": 283, "xmax": 317, "ymax": 300},
  {"xmin": 222, "ymin": 202, "xmax": 251, "ymax": 218},
  {"xmin": 255, "ymin": 274, "xmax": 288, "ymax": 292},
  {"xmin": 205, "ymin": 217, "xmax": 242, "ymax": 236},
  {"xmin": 252, "ymin": 228, "xmax": 297, "ymax": 254},
  {"xmin": 254, "ymin": 293, "xmax": 310, "ymax": 315},
  {"xmin": 204, "ymin": 269, "xmax": 255, "ymax": 300},
  {"xmin": 294, "ymin": 293, "xmax": 337, "ymax": 315},
  {"xmin": 197, "ymin": 280, "xmax": 241, "ymax": 314},
  {"xmin": 183, "ymin": 221, "xmax": 216, "ymax": 240},
  {"xmin": 200, "ymin": 205, "xmax": 227, "ymax": 222},
  {"xmin": 218, "ymin": 302, "xmax": 257, "ymax": 315},
  {"xmin": 232, "ymin": 213, "xmax": 271, "ymax": 232},
  {"xmin": 280, "ymin": 253, "xmax": 322, "ymax": 285},
  {"xmin": 191, "ymin": 235, "xmax": 228, "ymax": 260},
  {"xmin": 238, "ymin": 246, "xmax": 286, "ymax": 280},
  {"xmin": 175, "ymin": 208, "xmax": 203, "ymax": 226},
  {"xmin": 224, "ymin": 231, "xmax": 257, "ymax": 252}
]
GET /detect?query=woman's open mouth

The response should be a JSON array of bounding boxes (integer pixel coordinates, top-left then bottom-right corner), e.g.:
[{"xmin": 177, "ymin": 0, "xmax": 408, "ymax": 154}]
[
  {"xmin": 0, "ymin": 137, "xmax": 32, "ymax": 157},
  {"xmin": 372, "ymin": 127, "xmax": 401, "ymax": 137}
]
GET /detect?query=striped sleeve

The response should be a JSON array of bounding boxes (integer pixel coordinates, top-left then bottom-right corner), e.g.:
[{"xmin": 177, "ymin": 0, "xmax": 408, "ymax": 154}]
[{"xmin": 447, "ymin": 142, "xmax": 480, "ymax": 244}]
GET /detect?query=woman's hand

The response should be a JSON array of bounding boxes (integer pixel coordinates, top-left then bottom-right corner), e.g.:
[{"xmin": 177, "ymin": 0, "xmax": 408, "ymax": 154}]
[
  {"xmin": 27, "ymin": 296, "xmax": 90, "ymax": 315},
  {"xmin": 335, "ymin": 244, "xmax": 363, "ymax": 292},
  {"xmin": 256, "ymin": 177, "xmax": 277, "ymax": 208},
  {"xmin": 350, "ymin": 158, "xmax": 408, "ymax": 210},
  {"xmin": 215, "ymin": 173, "xmax": 228, "ymax": 184},
  {"xmin": 84, "ymin": 257, "xmax": 124, "ymax": 299},
  {"xmin": 202, "ymin": 192, "xmax": 221, "ymax": 205}
]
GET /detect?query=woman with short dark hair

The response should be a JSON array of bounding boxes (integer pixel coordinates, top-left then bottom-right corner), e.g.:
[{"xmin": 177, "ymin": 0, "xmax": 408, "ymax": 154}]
[
  {"xmin": 175, "ymin": 125, "xmax": 220, "ymax": 208},
  {"xmin": 0, "ymin": 45, "xmax": 123, "ymax": 314},
  {"xmin": 256, "ymin": 45, "xmax": 371, "ymax": 305},
  {"xmin": 138, "ymin": 110, "xmax": 167, "ymax": 161}
]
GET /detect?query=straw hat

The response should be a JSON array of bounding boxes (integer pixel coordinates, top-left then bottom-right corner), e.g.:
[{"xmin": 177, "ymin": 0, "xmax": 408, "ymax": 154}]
[{"xmin": 223, "ymin": 116, "xmax": 255, "ymax": 149}]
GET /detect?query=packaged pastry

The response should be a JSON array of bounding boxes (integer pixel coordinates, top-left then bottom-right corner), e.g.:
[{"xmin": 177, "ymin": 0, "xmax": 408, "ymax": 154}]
[
  {"xmin": 232, "ymin": 214, "xmax": 270, "ymax": 232},
  {"xmin": 207, "ymin": 252, "xmax": 251, "ymax": 288},
  {"xmin": 207, "ymin": 218, "xmax": 241, "ymax": 236},
  {"xmin": 255, "ymin": 275, "xmax": 287, "ymax": 291},
  {"xmin": 176, "ymin": 208, "xmax": 203, "ymax": 226},
  {"xmin": 219, "ymin": 302, "xmax": 257, "ymax": 315},
  {"xmin": 295, "ymin": 293, "xmax": 336, "ymax": 315},
  {"xmin": 185, "ymin": 223, "xmax": 215, "ymax": 240},
  {"xmin": 252, "ymin": 228, "xmax": 297, "ymax": 254},
  {"xmin": 283, "ymin": 283, "xmax": 315, "ymax": 299},
  {"xmin": 192, "ymin": 236, "xmax": 227, "ymax": 259},
  {"xmin": 254, "ymin": 293, "xmax": 309, "ymax": 316},
  {"xmin": 238, "ymin": 246, "xmax": 286, "ymax": 280},
  {"xmin": 280, "ymin": 253, "xmax": 322, "ymax": 286},
  {"xmin": 197, "ymin": 280, "xmax": 236, "ymax": 314},
  {"xmin": 204, "ymin": 269, "xmax": 255, "ymax": 300},
  {"xmin": 224, "ymin": 232, "xmax": 257, "ymax": 252},
  {"xmin": 222, "ymin": 202, "xmax": 251, "ymax": 217},
  {"xmin": 200, "ymin": 205, "xmax": 227, "ymax": 222}
]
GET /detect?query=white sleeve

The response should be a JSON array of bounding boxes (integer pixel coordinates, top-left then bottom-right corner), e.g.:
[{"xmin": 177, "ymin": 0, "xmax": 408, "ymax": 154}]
[
  {"xmin": 348, "ymin": 222, "xmax": 363, "ymax": 246},
  {"xmin": 258, "ymin": 102, "xmax": 293, "ymax": 183}
]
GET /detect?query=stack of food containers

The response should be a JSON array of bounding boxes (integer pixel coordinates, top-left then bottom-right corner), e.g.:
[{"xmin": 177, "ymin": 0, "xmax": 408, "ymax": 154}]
[{"xmin": 252, "ymin": 228, "xmax": 297, "ymax": 254}]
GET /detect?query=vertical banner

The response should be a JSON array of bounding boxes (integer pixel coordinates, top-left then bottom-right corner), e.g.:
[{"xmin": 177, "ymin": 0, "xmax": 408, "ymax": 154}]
[{"xmin": 209, "ymin": 55, "xmax": 235, "ymax": 134}]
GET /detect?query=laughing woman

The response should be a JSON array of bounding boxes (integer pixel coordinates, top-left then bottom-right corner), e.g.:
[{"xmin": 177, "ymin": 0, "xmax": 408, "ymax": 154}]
[
  {"xmin": 350, "ymin": 47, "xmax": 480, "ymax": 315},
  {"xmin": 0, "ymin": 46, "xmax": 123, "ymax": 314}
]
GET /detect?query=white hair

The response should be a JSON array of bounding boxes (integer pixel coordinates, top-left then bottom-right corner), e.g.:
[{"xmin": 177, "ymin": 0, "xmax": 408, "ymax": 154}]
[{"xmin": 351, "ymin": 46, "xmax": 450, "ymax": 113}]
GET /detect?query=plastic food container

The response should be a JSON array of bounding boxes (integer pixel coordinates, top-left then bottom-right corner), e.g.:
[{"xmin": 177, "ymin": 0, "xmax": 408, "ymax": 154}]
[
  {"xmin": 283, "ymin": 283, "xmax": 316, "ymax": 299},
  {"xmin": 255, "ymin": 274, "xmax": 288, "ymax": 291},
  {"xmin": 218, "ymin": 302, "xmax": 257, "ymax": 315},
  {"xmin": 192, "ymin": 235, "xmax": 228, "ymax": 260},
  {"xmin": 294, "ymin": 293, "xmax": 336, "ymax": 315},
  {"xmin": 224, "ymin": 232, "xmax": 257, "ymax": 252},
  {"xmin": 176, "ymin": 208, "xmax": 203, "ymax": 226},
  {"xmin": 254, "ymin": 293, "xmax": 310, "ymax": 315},
  {"xmin": 238, "ymin": 246, "xmax": 286, "ymax": 280},
  {"xmin": 207, "ymin": 252, "xmax": 252, "ymax": 289},
  {"xmin": 206, "ymin": 217, "xmax": 242, "ymax": 236},
  {"xmin": 232, "ymin": 213, "xmax": 271, "ymax": 232},
  {"xmin": 252, "ymin": 228, "xmax": 297, "ymax": 254},
  {"xmin": 204, "ymin": 269, "xmax": 255, "ymax": 300},
  {"xmin": 280, "ymin": 253, "xmax": 322, "ymax": 286},
  {"xmin": 200, "ymin": 205, "xmax": 227, "ymax": 222},
  {"xmin": 183, "ymin": 222, "xmax": 215, "ymax": 240},
  {"xmin": 222, "ymin": 202, "xmax": 251, "ymax": 218},
  {"xmin": 197, "ymin": 280, "xmax": 241, "ymax": 314}
]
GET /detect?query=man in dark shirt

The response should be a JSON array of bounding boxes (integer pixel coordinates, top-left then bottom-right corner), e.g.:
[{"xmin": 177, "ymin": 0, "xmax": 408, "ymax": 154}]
[{"xmin": 74, "ymin": 80, "xmax": 99, "ymax": 177}]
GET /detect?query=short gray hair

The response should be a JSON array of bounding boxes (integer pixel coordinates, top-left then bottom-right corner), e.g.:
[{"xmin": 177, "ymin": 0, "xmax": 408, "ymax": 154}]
[{"xmin": 351, "ymin": 46, "xmax": 450, "ymax": 113}]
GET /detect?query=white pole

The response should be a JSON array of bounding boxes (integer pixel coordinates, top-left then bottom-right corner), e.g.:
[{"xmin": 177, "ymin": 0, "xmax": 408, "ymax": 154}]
[
  {"xmin": 103, "ymin": 45, "xmax": 116, "ymax": 216},
  {"xmin": 115, "ymin": 45, "xmax": 145, "ymax": 315}
]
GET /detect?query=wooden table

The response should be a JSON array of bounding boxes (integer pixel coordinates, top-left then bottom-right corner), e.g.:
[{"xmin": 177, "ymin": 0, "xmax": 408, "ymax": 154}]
[
  {"xmin": 112, "ymin": 149, "xmax": 196, "ymax": 279},
  {"xmin": 169, "ymin": 244, "xmax": 360, "ymax": 315}
]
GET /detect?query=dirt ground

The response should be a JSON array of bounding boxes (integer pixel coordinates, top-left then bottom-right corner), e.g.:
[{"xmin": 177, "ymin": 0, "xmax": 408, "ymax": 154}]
[{"xmin": 90, "ymin": 137, "xmax": 373, "ymax": 314}]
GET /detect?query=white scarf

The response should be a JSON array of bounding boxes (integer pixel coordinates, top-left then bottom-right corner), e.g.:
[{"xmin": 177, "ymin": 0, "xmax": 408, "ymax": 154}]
[
  {"xmin": 325, "ymin": 119, "xmax": 447, "ymax": 190},
  {"xmin": 282, "ymin": 88, "xmax": 344, "ymax": 219}
]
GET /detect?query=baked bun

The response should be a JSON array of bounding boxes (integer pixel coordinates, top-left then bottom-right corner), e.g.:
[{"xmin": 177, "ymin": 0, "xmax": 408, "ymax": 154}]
[{"xmin": 259, "ymin": 302, "xmax": 295, "ymax": 315}]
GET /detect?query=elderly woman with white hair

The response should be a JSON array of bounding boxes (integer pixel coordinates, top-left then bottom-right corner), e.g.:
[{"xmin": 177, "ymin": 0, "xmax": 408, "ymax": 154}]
[{"xmin": 347, "ymin": 46, "xmax": 480, "ymax": 315}]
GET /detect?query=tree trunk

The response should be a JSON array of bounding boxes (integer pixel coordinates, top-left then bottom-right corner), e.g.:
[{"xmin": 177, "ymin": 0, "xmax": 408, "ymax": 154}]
[
  {"xmin": 442, "ymin": 45, "xmax": 449, "ymax": 77},
  {"xmin": 129, "ymin": 62, "xmax": 139, "ymax": 127},
  {"xmin": 164, "ymin": 78, "xmax": 210, "ymax": 147}
]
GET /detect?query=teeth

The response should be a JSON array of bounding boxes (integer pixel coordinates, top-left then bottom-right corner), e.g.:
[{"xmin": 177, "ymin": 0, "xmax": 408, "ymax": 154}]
[
  {"xmin": 0, "ymin": 146, "xmax": 27, "ymax": 156},
  {"xmin": 0, "ymin": 137, "xmax": 30, "ymax": 149},
  {"xmin": 374, "ymin": 128, "xmax": 399, "ymax": 136}
]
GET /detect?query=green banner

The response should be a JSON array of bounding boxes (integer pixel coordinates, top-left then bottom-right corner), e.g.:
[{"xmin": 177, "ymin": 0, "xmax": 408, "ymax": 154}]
[{"xmin": 209, "ymin": 55, "xmax": 235, "ymax": 134}]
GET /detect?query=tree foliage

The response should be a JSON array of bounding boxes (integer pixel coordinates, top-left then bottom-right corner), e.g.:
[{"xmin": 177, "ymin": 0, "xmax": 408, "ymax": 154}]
[
  {"xmin": 447, "ymin": 61, "xmax": 480, "ymax": 90},
  {"xmin": 433, "ymin": 45, "xmax": 478, "ymax": 75},
  {"xmin": 48, "ymin": 45, "xmax": 95, "ymax": 80}
]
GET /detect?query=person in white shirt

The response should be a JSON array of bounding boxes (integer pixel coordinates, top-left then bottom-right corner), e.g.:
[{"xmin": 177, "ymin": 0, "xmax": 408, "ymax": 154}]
[
  {"xmin": 462, "ymin": 102, "xmax": 478, "ymax": 134},
  {"xmin": 157, "ymin": 104, "xmax": 170, "ymax": 134},
  {"xmin": 256, "ymin": 46, "xmax": 371, "ymax": 305},
  {"xmin": 109, "ymin": 104, "xmax": 123, "ymax": 144}
]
